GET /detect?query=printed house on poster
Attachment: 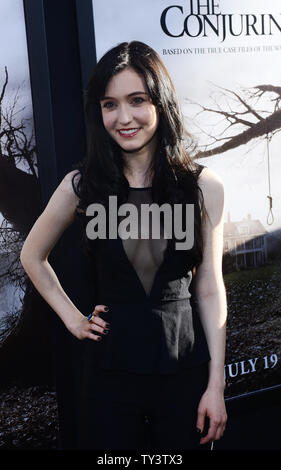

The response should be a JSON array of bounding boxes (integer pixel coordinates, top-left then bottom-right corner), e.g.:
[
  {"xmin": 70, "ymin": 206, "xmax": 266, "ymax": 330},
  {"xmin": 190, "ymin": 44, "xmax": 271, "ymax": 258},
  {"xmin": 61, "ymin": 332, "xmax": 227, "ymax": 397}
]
[{"xmin": 223, "ymin": 213, "xmax": 268, "ymax": 272}]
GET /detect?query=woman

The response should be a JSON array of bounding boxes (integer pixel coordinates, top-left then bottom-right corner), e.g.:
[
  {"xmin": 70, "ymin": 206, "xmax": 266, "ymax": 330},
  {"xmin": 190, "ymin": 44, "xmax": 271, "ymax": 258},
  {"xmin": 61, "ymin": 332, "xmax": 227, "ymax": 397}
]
[{"xmin": 20, "ymin": 41, "xmax": 227, "ymax": 450}]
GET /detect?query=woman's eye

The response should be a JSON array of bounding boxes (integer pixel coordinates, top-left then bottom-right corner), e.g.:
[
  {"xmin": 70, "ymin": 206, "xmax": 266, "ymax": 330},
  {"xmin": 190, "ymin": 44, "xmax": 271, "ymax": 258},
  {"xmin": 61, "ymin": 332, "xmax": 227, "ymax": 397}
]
[
  {"xmin": 103, "ymin": 101, "xmax": 115, "ymax": 109},
  {"xmin": 132, "ymin": 97, "xmax": 145, "ymax": 104}
]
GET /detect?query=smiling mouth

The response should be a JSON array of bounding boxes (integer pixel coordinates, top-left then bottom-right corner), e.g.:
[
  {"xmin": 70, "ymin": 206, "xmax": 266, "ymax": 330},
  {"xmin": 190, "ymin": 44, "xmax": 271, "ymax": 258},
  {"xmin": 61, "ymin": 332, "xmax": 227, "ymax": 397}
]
[{"xmin": 118, "ymin": 128, "xmax": 140, "ymax": 138}]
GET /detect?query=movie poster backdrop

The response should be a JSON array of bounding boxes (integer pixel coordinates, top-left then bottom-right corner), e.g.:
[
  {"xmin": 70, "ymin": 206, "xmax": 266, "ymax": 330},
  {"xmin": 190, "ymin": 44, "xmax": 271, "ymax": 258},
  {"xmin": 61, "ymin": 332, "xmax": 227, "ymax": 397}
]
[
  {"xmin": 0, "ymin": 0, "xmax": 51, "ymax": 386},
  {"xmin": 91, "ymin": 0, "xmax": 281, "ymax": 398}
]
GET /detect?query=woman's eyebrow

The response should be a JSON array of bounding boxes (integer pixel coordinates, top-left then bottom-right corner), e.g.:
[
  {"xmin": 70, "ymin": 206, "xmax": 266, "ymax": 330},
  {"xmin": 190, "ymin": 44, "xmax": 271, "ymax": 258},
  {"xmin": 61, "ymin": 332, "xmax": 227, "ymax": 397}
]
[{"xmin": 100, "ymin": 91, "xmax": 149, "ymax": 101}]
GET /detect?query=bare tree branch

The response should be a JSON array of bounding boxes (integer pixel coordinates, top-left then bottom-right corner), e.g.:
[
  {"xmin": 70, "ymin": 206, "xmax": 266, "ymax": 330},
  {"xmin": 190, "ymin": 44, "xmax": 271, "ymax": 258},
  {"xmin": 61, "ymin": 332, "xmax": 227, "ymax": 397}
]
[
  {"xmin": 184, "ymin": 83, "xmax": 281, "ymax": 158},
  {"xmin": 0, "ymin": 67, "xmax": 41, "ymax": 300}
]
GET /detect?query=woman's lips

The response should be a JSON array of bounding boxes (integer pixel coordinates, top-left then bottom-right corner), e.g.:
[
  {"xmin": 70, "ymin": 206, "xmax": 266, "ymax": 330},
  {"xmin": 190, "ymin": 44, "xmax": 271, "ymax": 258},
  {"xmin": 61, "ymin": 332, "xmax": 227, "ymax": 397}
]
[{"xmin": 118, "ymin": 128, "xmax": 140, "ymax": 138}]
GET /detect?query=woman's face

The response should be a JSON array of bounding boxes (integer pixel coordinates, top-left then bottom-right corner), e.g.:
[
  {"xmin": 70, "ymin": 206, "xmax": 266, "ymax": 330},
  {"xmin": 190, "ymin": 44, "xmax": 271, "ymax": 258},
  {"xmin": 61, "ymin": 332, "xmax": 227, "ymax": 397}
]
[{"xmin": 100, "ymin": 67, "xmax": 159, "ymax": 156}]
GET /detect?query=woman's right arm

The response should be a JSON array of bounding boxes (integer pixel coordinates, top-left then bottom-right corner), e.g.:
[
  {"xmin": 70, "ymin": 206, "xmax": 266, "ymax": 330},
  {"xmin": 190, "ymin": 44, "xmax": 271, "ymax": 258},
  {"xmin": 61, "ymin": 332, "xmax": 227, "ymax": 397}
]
[{"xmin": 20, "ymin": 170, "xmax": 108, "ymax": 341}]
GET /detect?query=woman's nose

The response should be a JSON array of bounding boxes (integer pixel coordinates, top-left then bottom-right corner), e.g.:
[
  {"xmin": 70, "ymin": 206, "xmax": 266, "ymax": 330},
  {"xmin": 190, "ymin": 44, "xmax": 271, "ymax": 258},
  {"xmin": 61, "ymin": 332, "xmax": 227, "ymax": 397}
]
[{"xmin": 118, "ymin": 104, "xmax": 132, "ymax": 125}]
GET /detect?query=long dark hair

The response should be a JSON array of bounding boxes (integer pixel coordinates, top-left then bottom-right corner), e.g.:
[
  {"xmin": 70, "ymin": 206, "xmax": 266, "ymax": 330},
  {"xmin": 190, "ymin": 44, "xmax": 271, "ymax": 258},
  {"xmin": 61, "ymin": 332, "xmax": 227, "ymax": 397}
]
[{"xmin": 71, "ymin": 41, "xmax": 204, "ymax": 265}]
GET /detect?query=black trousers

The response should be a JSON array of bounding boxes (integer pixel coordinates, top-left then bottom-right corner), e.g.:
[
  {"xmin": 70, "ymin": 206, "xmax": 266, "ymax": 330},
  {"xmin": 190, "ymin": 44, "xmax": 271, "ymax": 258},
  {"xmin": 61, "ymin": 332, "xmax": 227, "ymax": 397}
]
[{"xmin": 76, "ymin": 362, "xmax": 210, "ymax": 451}]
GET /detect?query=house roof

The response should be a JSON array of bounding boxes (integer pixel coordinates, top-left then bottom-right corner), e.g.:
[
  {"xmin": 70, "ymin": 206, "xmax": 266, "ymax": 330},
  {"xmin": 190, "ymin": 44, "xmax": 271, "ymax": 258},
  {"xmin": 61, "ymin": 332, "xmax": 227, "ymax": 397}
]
[{"xmin": 224, "ymin": 218, "xmax": 267, "ymax": 238}]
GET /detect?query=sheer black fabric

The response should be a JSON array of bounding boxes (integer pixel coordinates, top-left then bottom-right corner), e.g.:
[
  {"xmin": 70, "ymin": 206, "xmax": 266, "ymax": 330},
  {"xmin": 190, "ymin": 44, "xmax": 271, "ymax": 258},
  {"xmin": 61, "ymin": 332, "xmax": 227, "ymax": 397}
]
[
  {"xmin": 82, "ymin": 162, "xmax": 210, "ymax": 374},
  {"xmin": 121, "ymin": 186, "xmax": 167, "ymax": 297}
]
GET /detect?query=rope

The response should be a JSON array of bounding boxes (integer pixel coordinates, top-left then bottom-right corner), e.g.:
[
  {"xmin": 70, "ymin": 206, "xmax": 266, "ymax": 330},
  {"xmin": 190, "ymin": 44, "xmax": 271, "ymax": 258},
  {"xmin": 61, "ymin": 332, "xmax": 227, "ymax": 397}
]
[{"xmin": 266, "ymin": 133, "xmax": 274, "ymax": 225}]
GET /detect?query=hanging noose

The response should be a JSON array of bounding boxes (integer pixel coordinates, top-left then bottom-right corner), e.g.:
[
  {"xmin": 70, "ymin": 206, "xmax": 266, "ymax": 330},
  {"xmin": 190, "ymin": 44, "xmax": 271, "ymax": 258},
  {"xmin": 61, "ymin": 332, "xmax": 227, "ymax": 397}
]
[{"xmin": 266, "ymin": 133, "xmax": 274, "ymax": 225}]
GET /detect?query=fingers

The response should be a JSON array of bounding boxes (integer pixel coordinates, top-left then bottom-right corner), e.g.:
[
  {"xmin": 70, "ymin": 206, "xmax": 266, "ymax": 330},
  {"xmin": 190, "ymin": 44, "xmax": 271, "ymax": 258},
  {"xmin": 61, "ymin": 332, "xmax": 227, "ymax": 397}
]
[
  {"xmin": 196, "ymin": 409, "xmax": 205, "ymax": 436},
  {"xmin": 199, "ymin": 415, "xmax": 227, "ymax": 445},
  {"xmin": 86, "ymin": 305, "xmax": 110, "ymax": 342},
  {"xmin": 92, "ymin": 305, "xmax": 109, "ymax": 316},
  {"xmin": 85, "ymin": 331, "xmax": 104, "ymax": 342},
  {"xmin": 214, "ymin": 413, "xmax": 227, "ymax": 441},
  {"xmin": 196, "ymin": 391, "xmax": 227, "ymax": 447},
  {"xmin": 88, "ymin": 305, "xmax": 109, "ymax": 322},
  {"xmin": 90, "ymin": 323, "xmax": 108, "ymax": 335}
]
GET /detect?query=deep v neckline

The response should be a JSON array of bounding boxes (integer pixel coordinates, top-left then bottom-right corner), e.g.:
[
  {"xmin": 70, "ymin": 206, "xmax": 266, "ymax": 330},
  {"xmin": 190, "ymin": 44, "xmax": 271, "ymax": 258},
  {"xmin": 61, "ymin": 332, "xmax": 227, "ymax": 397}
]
[
  {"xmin": 117, "ymin": 186, "xmax": 172, "ymax": 300},
  {"xmin": 118, "ymin": 235, "xmax": 171, "ymax": 301}
]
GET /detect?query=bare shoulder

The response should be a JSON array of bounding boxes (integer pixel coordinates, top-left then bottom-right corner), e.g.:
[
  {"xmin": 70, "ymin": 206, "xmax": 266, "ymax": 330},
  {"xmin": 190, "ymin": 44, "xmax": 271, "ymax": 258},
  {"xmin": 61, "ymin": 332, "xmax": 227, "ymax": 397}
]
[
  {"xmin": 59, "ymin": 169, "xmax": 81, "ymax": 197},
  {"xmin": 43, "ymin": 169, "xmax": 82, "ymax": 219},
  {"xmin": 198, "ymin": 166, "xmax": 224, "ymax": 194},
  {"xmin": 20, "ymin": 170, "xmax": 83, "ymax": 262},
  {"xmin": 197, "ymin": 166, "xmax": 225, "ymax": 227}
]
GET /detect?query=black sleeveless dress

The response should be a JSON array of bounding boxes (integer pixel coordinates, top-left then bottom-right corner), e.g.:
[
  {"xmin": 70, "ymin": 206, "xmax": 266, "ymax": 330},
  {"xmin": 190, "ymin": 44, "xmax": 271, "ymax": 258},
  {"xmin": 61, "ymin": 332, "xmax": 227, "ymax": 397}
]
[{"xmin": 79, "ymin": 163, "xmax": 210, "ymax": 375}]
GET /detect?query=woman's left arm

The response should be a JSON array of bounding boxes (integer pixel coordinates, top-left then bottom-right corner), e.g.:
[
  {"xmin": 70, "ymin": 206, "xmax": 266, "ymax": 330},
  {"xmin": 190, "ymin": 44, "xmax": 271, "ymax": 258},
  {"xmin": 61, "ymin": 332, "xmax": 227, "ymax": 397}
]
[{"xmin": 195, "ymin": 167, "xmax": 228, "ymax": 445}]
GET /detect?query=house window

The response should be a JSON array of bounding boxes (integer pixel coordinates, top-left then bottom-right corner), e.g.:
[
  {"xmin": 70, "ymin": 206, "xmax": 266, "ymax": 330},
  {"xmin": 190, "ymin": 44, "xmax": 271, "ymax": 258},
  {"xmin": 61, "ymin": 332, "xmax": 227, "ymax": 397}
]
[{"xmin": 238, "ymin": 225, "xmax": 249, "ymax": 235}]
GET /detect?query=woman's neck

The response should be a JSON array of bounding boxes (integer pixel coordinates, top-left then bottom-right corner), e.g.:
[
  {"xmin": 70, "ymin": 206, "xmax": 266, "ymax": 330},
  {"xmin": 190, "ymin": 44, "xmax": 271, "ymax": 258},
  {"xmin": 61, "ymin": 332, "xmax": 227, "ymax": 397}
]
[
  {"xmin": 122, "ymin": 148, "xmax": 155, "ymax": 188},
  {"xmin": 123, "ymin": 167, "xmax": 154, "ymax": 188}
]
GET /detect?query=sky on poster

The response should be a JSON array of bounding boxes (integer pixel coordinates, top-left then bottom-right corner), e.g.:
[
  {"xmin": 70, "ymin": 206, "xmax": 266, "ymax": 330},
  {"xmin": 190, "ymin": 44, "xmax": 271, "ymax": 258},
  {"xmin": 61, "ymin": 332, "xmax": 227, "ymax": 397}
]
[
  {"xmin": 92, "ymin": 0, "xmax": 281, "ymax": 233},
  {"xmin": 0, "ymin": 0, "xmax": 33, "ymax": 120},
  {"xmin": 0, "ymin": 0, "xmax": 36, "ymax": 227},
  {"xmin": 0, "ymin": 0, "xmax": 31, "ymax": 311}
]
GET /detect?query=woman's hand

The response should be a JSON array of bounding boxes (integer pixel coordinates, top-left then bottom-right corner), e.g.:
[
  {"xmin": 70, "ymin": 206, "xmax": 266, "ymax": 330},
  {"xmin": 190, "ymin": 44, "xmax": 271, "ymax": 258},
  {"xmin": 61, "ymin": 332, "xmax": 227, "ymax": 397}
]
[
  {"xmin": 68, "ymin": 305, "xmax": 110, "ymax": 341},
  {"xmin": 196, "ymin": 386, "xmax": 227, "ymax": 445}
]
